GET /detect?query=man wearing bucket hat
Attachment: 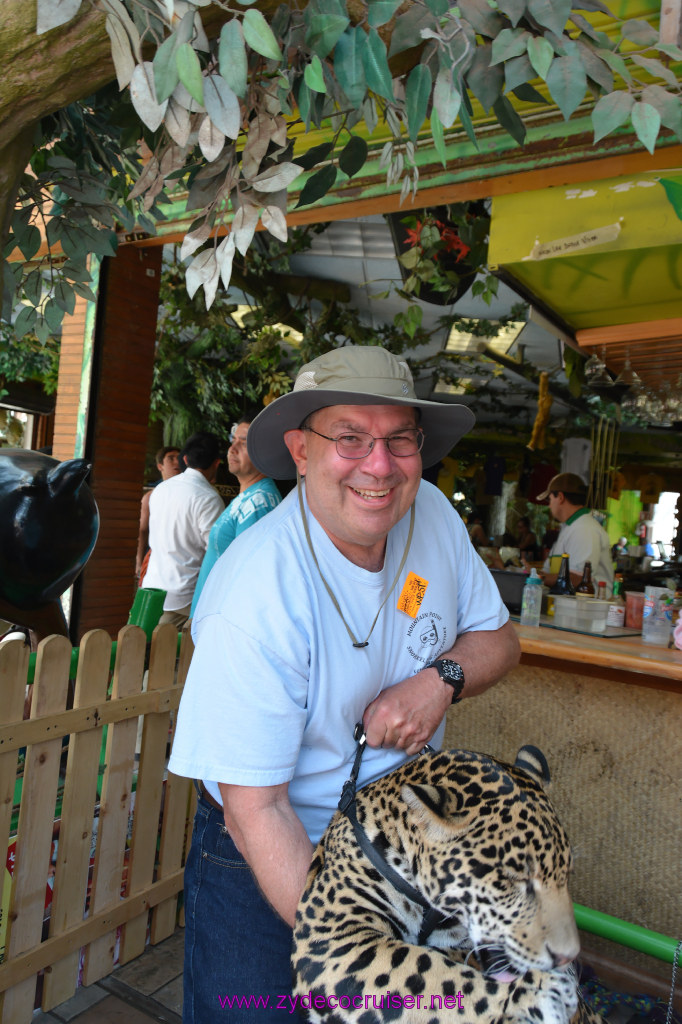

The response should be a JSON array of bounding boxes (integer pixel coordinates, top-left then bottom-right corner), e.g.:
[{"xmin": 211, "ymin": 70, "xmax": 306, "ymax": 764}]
[
  {"xmin": 538, "ymin": 472, "xmax": 614, "ymax": 589},
  {"xmin": 169, "ymin": 345, "xmax": 519, "ymax": 1022}
]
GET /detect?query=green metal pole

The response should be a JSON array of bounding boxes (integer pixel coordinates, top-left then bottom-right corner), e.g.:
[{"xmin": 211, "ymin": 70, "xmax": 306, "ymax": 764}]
[{"xmin": 574, "ymin": 903, "xmax": 682, "ymax": 966}]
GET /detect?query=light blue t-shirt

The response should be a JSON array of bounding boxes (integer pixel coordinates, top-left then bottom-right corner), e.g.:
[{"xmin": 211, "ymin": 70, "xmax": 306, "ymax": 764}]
[
  {"xmin": 190, "ymin": 477, "xmax": 281, "ymax": 614},
  {"xmin": 169, "ymin": 480, "xmax": 508, "ymax": 843}
]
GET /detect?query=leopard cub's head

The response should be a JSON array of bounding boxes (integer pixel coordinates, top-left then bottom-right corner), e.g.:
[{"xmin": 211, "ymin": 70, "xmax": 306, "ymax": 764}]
[{"xmin": 397, "ymin": 746, "xmax": 579, "ymax": 977}]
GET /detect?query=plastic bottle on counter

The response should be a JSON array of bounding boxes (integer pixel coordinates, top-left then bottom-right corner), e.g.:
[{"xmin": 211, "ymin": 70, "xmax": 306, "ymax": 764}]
[
  {"xmin": 549, "ymin": 553, "xmax": 575, "ymax": 595},
  {"xmin": 607, "ymin": 574, "xmax": 625, "ymax": 628},
  {"xmin": 520, "ymin": 568, "xmax": 543, "ymax": 627}
]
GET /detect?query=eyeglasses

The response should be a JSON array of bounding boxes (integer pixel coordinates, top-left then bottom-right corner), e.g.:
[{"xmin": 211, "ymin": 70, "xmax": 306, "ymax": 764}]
[{"xmin": 303, "ymin": 426, "xmax": 424, "ymax": 459}]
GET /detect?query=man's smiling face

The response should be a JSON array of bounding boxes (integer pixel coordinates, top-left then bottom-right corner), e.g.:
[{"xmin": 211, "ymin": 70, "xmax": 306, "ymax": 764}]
[{"xmin": 284, "ymin": 404, "xmax": 422, "ymax": 570}]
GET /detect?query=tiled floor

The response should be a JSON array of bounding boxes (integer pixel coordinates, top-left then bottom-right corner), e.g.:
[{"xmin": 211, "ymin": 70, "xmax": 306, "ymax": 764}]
[{"xmin": 34, "ymin": 929, "xmax": 183, "ymax": 1024}]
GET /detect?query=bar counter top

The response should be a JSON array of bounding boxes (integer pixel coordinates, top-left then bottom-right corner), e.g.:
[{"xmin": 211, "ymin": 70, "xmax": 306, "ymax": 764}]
[{"xmin": 512, "ymin": 621, "xmax": 682, "ymax": 686}]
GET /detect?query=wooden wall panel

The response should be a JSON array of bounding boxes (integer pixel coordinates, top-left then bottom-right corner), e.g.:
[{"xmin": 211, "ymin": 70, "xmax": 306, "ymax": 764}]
[
  {"xmin": 74, "ymin": 246, "xmax": 162, "ymax": 640},
  {"xmin": 52, "ymin": 302, "xmax": 88, "ymax": 461}
]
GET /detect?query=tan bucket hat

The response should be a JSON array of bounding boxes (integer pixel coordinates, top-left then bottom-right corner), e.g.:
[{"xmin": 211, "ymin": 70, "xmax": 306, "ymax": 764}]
[{"xmin": 246, "ymin": 345, "xmax": 475, "ymax": 479}]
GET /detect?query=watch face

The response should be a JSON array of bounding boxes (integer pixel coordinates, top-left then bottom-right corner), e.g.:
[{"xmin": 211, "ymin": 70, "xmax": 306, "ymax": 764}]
[{"xmin": 438, "ymin": 660, "xmax": 464, "ymax": 684}]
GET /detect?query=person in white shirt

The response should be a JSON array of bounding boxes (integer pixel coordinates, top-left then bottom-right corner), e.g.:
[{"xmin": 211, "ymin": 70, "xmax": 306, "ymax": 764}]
[
  {"xmin": 539, "ymin": 472, "xmax": 614, "ymax": 590},
  {"xmin": 169, "ymin": 346, "xmax": 520, "ymax": 1022},
  {"xmin": 143, "ymin": 432, "xmax": 224, "ymax": 627}
]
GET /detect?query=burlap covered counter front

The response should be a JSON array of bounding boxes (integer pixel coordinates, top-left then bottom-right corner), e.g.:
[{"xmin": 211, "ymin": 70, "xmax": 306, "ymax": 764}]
[{"xmin": 443, "ymin": 630, "xmax": 682, "ymax": 984}]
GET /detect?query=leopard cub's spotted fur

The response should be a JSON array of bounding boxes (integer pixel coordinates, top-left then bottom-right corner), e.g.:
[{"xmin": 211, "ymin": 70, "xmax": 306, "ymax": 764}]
[{"xmin": 292, "ymin": 746, "xmax": 602, "ymax": 1024}]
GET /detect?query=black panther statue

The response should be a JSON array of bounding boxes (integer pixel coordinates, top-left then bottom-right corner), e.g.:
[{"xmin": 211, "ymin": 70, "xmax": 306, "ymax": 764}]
[{"xmin": 0, "ymin": 449, "xmax": 99, "ymax": 640}]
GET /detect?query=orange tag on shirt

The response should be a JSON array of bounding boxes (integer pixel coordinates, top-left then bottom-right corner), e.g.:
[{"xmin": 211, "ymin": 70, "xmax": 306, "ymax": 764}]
[{"xmin": 397, "ymin": 572, "xmax": 429, "ymax": 617}]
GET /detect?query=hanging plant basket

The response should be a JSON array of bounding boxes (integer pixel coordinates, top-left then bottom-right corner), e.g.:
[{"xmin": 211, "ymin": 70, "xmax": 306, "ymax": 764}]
[{"xmin": 386, "ymin": 202, "xmax": 488, "ymax": 307}]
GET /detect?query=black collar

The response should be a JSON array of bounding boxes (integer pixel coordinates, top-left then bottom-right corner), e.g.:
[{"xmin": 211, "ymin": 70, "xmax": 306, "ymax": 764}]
[{"xmin": 338, "ymin": 726, "xmax": 457, "ymax": 946}]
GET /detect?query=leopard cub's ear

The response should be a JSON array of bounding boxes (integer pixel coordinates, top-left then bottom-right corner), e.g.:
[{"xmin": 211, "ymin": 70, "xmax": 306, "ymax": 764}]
[
  {"xmin": 514, "ymin": 745, "xmax": 551, "ymax": 788},
  {"xmin": 401, "ymin": 783, "xmax": 477, "ymax": 842}
]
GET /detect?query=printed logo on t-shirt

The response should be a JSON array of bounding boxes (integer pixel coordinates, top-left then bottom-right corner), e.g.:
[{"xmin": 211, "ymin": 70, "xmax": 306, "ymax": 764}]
[{"xmin": 406, "ymin": 611, "xmax": 447, "ymax": 666}]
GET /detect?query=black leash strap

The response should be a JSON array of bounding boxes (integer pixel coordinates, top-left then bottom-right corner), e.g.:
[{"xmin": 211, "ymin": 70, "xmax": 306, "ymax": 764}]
[{"xmin": 337, "ymin": 724, "xmax": 451, "ymax": 945}]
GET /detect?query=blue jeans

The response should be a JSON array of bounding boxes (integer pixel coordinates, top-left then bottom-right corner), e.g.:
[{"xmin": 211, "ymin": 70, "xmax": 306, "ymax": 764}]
[{"xmin": 183, "ymin": 791, "xmax": 302, "ymax": 1023}]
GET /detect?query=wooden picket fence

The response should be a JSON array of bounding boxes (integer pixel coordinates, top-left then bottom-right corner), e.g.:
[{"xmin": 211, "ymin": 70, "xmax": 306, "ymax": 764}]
[{"xmin": 0, "ymin": 624, "xmax": 196, "ymax": 1024}]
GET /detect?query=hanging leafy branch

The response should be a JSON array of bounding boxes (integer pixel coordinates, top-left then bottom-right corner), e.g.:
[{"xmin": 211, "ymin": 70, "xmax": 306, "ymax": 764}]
[{"xmin": 3, "ymin": 0, "xmax": 681, "ymax": 334}]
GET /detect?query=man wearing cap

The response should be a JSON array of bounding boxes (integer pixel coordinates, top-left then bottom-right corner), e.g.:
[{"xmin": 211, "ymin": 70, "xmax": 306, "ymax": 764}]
[
  {"xmin": 169, "ymin": 346, "xmax": 520, "ymax": 1022},
  {"xmin": 539, "ymin": 472, "xmax": 614, "ymax": 589}
]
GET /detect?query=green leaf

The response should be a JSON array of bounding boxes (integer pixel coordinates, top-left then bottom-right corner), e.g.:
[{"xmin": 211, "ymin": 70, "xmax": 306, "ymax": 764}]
[
  {"xmin": 659, "ymin": 178, "xmax": 682, "ymax": 223},
  {"xmin": 17, "ymin": 225, "xmax": 42, "ymax": 262},
  {"xmin": 388, "ymin": 5, "xmax": 436, "ymax": 57},
  {"xmin": 405, "ymin": 64, "xmax": 432, "ymax": 143},
  {"xmin": 176, "ymin": 42, "xmax": 204, "ymax": 105},
  {"xmin": 631, "ymin": 54, "xmax": 680, "ymax": 90},
  {"xmin": 153, "ymin": 32, "xmax": 181, "ymax": 103},
  {"xmin": 304, "ymin": 54, "xmax": 327, "ymax": 93},
  {"xmin": 572, "ymin": 0, "xmax": 611, "ymax": 12},
  {"xmin": 546, "ymin": 54, "xmax": 587, "ymax": 119},
  {"xmin": 36, "ymin": 0, "xmax": 82, "ymax": 34},
  {"xmin": 71, "ymin": 281, "xmax": 99, "ymax": 303},
  {"xmin": 339, "ymin": 136, "xmax": 368, "ymax": 178},
  {"xmin": 433, "ymin": 68, "xmax": 461, "ymax": 129},
  {"xmin": 363, "ymin": 28, "xmax": 395, "ymax": 102},
  {"xmin": 204, "ymin": 74, "xmax": 240, "ymax": 138},
  {"xmin": 512, "ymin": 82, "xmax": 549, "ymax": 104},
  {"xmin": 620, "ymin": 19, "xmax": 659, "ymax": 48},
  {"xmin": 457, "ymin": 0, "xmax": 504, "ymax": 38},
  {"xmin": 492, "ymin": 93, "xmax": 526, "ymax": 144},
  {"xmin": 458, "ymin": 96, "xmax": 479, "ymax": 148},
  {"xmin": 243, "ymin": 8, "xmax": 283, "ymax": 61},
  {"xmin": 44, "ymin": 298, "xmax": 64, "ymax": 335},
  {"xmin": 335, "ymin": 27, "xmax": 367, "ymax": 107},
  {"xmin": 297, "ymin": 79, "xmax": 312, "ymax": 129},
  {"xmin": 295, "ymin": 142, "xmax": 334, "ymax": 172},
  {"xmin": 597, "ymin": 48, "xmax": 632, "ymax": 86},
  {"xmin": 657, "ymin": 42, "xmax": 682, "ymax": 62},
  {"xmin": 23, "ymin": 270, "xmax": 43, "ymax": 307},
  {"xmin": 576, "ymin": 39, "xmax": 614, "ymax": 92},
  {"xmin": 504, "ymin": 53, "xmax": 533, "ymax": 92},
  {"xmin": 430, "ymin": 109, "xmax": 447, "ymax": 166},
  {"xmin": 305, "ymin": 12, "xmax": 350, "ymax": 59},
  {"xmin": 495, "ymin": 0, "xmax": 527, "ymax": 29},
  {"xmin": 591, "ymin": 90, "xmax": 633, "ymax": 142},
  {"xmin": 219, "ymin": 20, "xmax": 248, "ymax": 98},
  {"xmin": 568, "ymin": 12, "xmax": 610, "ymax": 46},
  {"xmin": 53, "ymin": 280, "xmax": 77, "ymax": 316},
  {"xmin": 423, "ymin": 0, "xmax": 448, "ymax": 13},
  {"xmin": 466, "ymin": 44, "xmax": 504, "ymax": 111},
  {"xmin": 631, "ymin": 100, "xmax": 661, "ymax": 155},
  {"xmin": 13, "ymin": 305, "xmax": 37, "ymax": 339},
  {"xmin": 491, "ymin": 27, "xmax": 530, "ymax": 66},
  {"xmin": 641, "ymin": 85, "xmax": 682, "ymax": 139},
  {"xmin": 60, "ymin": 222, "xmax": 88, "ymax": 260},
  {"xmin": 526, "ymin": 0, "xmax": 571, "ymax": 37},
  {"xmin": 527, "ymin": 35, "xmax": 553, "ymax": 79},
  {"xmin": 367, "ymin": 0, "xmax": 402, "ymax": 28},
  {"xmin": 295, "ymin": 164, "xmax": 338, "ymax": 208}
]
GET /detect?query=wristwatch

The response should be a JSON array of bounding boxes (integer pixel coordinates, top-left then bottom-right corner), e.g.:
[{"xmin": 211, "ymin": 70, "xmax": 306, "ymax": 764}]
[{"xmin": 426, "ymin": 659, "xmax": 465, "ymax": 704}]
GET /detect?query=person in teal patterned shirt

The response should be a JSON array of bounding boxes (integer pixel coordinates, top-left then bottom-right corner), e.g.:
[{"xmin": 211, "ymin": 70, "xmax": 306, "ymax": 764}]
[{"xmin": 190, "ymin": 418, "xmax": 281, "ymax": 615}]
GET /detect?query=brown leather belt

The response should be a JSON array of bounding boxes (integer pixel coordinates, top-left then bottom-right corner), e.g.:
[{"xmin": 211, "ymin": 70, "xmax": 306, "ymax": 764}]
[{"xmin": 195, "ymin": 780, "xmax": 223, "ymax": 815}]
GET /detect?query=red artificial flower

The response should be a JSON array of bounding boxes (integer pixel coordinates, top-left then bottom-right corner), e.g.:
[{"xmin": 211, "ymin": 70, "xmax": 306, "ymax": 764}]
[
  {"xmin": 439, "ymin": 227, "xmax": 470, "ymax": 261},
  {"xmin": 404, "ymin": 221, "xmax": 423, "ymax": 249}
]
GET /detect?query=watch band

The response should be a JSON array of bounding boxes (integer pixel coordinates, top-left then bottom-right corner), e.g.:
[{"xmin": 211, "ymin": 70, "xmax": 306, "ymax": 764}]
[{"xmin": 427, "ymin": 658, "xmax": 465, "ymax": 704}]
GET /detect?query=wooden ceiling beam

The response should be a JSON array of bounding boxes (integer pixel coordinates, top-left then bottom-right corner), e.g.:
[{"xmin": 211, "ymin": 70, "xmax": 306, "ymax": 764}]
[{"xmin": 575, "ymin": 318, "xmax": 682, "ymax": 348}]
